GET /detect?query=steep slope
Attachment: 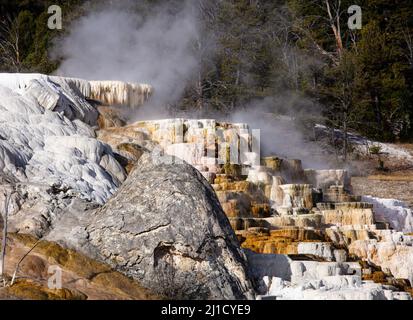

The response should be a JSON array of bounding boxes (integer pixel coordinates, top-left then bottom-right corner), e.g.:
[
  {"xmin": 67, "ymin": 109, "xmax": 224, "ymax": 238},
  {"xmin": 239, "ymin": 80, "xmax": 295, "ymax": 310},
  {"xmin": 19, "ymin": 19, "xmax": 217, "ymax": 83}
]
[
  {"xmin": 50, "ymin": 153, "xmax": 256, "ymax": 300},
  {"xmin": 0, "ymin": 75, "xmax": 131, "ymax": 237},
  {"xmin": 0, "ymin": 233, "xmax": 161, "ymax": 300},
  {"xmin": 95, "ymin": 118, "xmax": 413, "ymax": 300}
]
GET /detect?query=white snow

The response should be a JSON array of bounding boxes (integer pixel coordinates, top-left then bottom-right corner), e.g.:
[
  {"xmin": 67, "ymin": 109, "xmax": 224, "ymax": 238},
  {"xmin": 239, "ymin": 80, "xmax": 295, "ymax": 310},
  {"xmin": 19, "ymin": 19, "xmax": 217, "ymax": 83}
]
[{"xmin": 315, "ymin": 124, "xmax": 413, "ymax": 164}]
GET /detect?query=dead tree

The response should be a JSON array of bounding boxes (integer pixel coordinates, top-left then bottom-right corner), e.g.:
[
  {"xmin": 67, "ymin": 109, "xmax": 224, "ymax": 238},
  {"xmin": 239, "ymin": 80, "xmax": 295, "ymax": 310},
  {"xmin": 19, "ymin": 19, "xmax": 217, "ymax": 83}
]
[
  {"xmin": 0, "ymin": 190, "xmax": 11, "ymax": 286},
  {"xmin": 403, "ymin": 25, "xmax": 413, "ymax": 67},
  {"xmin": 0, "ymin": 16, "xmax": 21, "ymax": 72}
]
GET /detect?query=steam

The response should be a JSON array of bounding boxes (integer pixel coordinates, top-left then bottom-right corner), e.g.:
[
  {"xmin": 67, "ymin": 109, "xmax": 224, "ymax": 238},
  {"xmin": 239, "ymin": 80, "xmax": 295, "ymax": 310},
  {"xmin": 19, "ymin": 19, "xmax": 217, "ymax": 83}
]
[
  {"xmin": 52, "ymin": 0, "xmax": 338, "ymax": 170},
  {"xmin": 53, "ymin": 0, "xmax": 200, "ymax": 115},
  {"xmin": 227, "ymin": 95, "xmax": 336, "ymax": 169}
]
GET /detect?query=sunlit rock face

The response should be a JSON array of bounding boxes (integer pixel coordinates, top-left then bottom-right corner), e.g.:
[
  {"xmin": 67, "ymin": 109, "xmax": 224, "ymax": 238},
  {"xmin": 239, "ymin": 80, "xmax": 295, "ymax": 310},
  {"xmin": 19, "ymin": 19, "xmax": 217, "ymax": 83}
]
[
  {"xmin": 2, "ymin": 72, "xmax": 412, "ymax": 300},
  {"xmin": 362, "ymin": 196, "xmax": 413, "ymax": 233},
  {"xmin": 0, "ymin": 73, "xmax": 153, "ymax": 115},
  {"xmin": 68, "ymin": 153, "xmax": 256, "ymax": 300},
  {"xmin": 0, "ymin": 74, "xmax": 129, "ymax": 236},
  {"xmin": 0, "ymin": 73, "xmax": 97, "ymax": 125},
  {"xmin": 95, "ymin": 115, "xmax": 413, "ymax": 299},
  {"xmin": 349, "ymin": 238, "xmax": 413, "ymax": 286},
  {"xmin": 89, "ymin": 81, "xmax": 152, "ymax": 109}
]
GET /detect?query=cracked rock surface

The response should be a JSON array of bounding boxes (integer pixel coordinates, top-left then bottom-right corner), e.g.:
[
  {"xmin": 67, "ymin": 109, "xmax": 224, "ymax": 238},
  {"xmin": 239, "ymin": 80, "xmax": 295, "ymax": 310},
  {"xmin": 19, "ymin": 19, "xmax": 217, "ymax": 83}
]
[{"xmin": 54, "ymin": 152, "xmax": 256, "ymax": 300}]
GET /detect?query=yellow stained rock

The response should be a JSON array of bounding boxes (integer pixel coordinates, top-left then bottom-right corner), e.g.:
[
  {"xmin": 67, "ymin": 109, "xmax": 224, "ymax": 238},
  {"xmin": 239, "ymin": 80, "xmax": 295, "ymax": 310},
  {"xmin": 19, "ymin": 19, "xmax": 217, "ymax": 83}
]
[
  {"xmin": 238, "ymin": 227, "xmax": 325, "ymax": 254},
  {"xmin": 261, "ymin": 156, "xmax": 283, "ymax": 171},
  {"xmin": 1, "ymin": 233, "xmax": 161, "ymax": 300},
  {"xmin": 322, "ymin": 208, "xmax": 375, "ymax": 226},
  {"xmin": 97, "ymin": 106, "xmax": 126, "ymax": 129}
]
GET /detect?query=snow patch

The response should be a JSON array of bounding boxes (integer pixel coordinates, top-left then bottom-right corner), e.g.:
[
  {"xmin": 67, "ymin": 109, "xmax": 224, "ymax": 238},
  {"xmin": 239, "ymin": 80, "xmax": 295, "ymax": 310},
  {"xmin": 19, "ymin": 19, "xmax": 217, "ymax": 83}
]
[{"xmin": 315, "ymin": 124, "xmax": 413, "ymax": 164}]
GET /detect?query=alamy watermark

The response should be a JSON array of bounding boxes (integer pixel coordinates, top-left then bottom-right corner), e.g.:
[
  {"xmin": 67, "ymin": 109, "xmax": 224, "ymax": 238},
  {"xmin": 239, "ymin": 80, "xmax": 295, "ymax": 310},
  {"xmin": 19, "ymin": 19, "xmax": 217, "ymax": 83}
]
[
  {"xmin": 348, "ymin": 5, "xmax": 362, "ymax": 30},
  {"xmin": 46, "ymin": 3, "xmax": 363, "ymax": 31},
  {"xmin": 47, "ymin": 5, "xmax": 62, "ymax": 30}
]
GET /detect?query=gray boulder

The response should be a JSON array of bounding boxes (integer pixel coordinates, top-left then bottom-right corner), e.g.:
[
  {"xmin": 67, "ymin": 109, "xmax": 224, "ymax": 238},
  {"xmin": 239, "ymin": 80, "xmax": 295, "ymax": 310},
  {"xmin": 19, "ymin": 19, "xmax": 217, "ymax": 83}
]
[{"xmin": 53, "ymin": 153, "xmax": 256, "ymax": 300}]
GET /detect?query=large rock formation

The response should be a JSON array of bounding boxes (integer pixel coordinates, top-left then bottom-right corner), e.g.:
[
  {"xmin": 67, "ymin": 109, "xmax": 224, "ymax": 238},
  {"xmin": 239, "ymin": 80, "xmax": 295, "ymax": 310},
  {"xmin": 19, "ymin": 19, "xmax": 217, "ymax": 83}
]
[
  {"xmin": 0, "ymin": 73, "xmax": 153, "ymax": 115},
  {"xmin": 61, "ymin": 153, "xmax": 256, "ymax": 300},
  {"xmin": 362, "ymin": 196, "xmax": 413, "ymax": 233},
  {"xmin": 0, "ymin": 233, "xmax": 160, "ymax": 300},
  {"xmin": 95, "ymin": 116, "xmax": 413, "ymax": 300},
  {"xmin": 0, "ymin": 74, "xmax": 139, "ymax": 237},
  {"xmin": 1, "ymin": 72, "xmax": 413, "ymax": 300},
  {"xmin": 246, "ymin": 251, "xmax": 411, "ymax": 300},
  {"xmin": 0, "ymin": 73, "xmax": 258, "ymax": 301},
  {"xmin": 349, "ymin": 235, "xmax": 413, "ymax": 285}
]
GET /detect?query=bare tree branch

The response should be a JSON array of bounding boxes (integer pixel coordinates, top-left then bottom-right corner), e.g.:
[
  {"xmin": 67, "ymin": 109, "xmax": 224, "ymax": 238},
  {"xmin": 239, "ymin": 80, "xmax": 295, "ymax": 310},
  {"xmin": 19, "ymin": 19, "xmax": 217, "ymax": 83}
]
[{"xmin": 0, "ymin": 15, "xmax": 21, "ymax": 72}]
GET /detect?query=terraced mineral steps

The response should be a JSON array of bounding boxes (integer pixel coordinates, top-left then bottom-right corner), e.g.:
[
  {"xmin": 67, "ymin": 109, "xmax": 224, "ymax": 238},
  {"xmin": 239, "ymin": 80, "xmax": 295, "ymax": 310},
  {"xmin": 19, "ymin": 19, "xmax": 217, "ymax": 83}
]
[
  {"xmin": 1, "ymin": 73, "xmax": 412, "ymax": 300},
  {"xmin": 93, "ymin": 115, "xmax": 413, "ymax": 299}
]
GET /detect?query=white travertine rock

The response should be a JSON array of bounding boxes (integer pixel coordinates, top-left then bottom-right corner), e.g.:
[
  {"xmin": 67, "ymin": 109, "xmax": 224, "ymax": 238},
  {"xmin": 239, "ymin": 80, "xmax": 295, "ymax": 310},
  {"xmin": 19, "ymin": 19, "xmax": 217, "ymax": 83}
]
[
  {"xmin": 260, "ymin": 275, "xmax": 410, "ymax": 300},
  {"xmin": 321, "ymin": 207, "xmax": 375, "ymax": 226},
  {"xmin": 279, "ymin": 184, "xmax": 313, "ymax": 211},
  {"xmin": 245, "ymin": 250, "xmax": 293, "ymax": 281},
  {"xmin": 247, "ymin": 169, "xmax": 272, "ymax": 185},
  {"xmin": 297, "ymin": 242, "xmax": 334, "ymax": 261},
  {"xmin": 290, "ymin": 261, "xmax": 361, "ymax": 285},
  {"xmin": 349, "ymin": 239, "xmax": 413, "ymax": 285},
  {"xmin": 362, "ymin": 196, "xmax": 413, "ymax": 233},
  {"xmin": 0, "ymin": 74, "xmax": 153, "ymax": 117},
  {"xmin": 248, "ymin": 251, "xmax": 409, "ymax": 300},
  {"xmin": 376, "ymin": 230, "xmax": 413, "ymax": 244},
  {"xmin": 89, "ymin": 80, "xmax": 152, "ymax": 108},
  {"xmin": 270, "ymin": 176, "xmax": 285, "ymax": 207},
  {"xmin": 164, "ymin": 143, "xmax": 205, "ymax": 166},
  {"xmin": 0, "ymin": 73, "xmax": 98, "ymax": 125},
  {"xmin": 334, "ymin": 249, "xmax": 348, "ymax": 263},
  {"xmin": 0, "ymin": 76, "xmax": 125, "ymax": 206},
  {"xmin": 99, "ymin": 153, "xmax": 128, "ymax": 186},
  {"xmin": 243, "ymin": 152, "xmax": 260, "ymax": 167}
]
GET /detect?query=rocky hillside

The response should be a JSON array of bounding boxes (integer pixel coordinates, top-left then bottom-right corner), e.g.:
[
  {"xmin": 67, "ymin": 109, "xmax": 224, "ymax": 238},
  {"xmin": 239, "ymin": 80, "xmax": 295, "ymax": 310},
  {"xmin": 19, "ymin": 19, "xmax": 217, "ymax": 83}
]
[
  {"xmin": 0, "ymin": 73, "xmax": 412, "ymax": 300},
  {"xmin": 98, "ymin": 116, "xmax": 412, "ymax": 300}
]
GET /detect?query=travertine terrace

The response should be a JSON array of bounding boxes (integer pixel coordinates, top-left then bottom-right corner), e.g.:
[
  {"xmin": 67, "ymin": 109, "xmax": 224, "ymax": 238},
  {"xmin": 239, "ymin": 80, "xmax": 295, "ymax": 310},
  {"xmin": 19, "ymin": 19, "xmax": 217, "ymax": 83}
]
[
  {"xmin": 0, "ymin": 73, "xmax": 412, "ymax": 300},
  {"xmin": 98, "ymin": 116, "xmax": 413, "ymax": 299}
]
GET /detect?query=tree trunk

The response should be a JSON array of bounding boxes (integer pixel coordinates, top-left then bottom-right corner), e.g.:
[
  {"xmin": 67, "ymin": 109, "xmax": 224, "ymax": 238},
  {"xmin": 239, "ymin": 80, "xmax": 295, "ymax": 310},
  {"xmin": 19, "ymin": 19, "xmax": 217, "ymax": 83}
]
[
  {"xmin": 343, "ymin": 119, "xmax": 348, "ymax": 163},
  {"xmin": 371, "ymin": 89, "xmax": 383, "ymax": 135},
  {"xmin": 0, "ymin": 191, "xmax": 10, "ymax": 282},
  {"xmin": 325, "ymin": 0, "xmax": 343, "ymax": 57},
  {"xmin": 196, "ymin": 70, "xmax": 203, "ymax": 110}
]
